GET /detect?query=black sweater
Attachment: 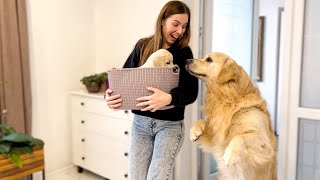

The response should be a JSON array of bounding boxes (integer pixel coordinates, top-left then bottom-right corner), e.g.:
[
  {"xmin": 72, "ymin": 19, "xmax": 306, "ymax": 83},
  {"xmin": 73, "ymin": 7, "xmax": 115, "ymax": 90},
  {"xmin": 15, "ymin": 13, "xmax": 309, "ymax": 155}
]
[{"xmin": 123, "ymin": 42, "xmax": 198, "ymax": 121}]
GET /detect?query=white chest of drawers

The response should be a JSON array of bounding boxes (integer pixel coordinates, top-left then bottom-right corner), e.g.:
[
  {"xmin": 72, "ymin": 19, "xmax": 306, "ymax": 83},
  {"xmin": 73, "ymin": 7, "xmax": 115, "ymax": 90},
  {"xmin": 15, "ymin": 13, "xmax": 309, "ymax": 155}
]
[{"xmin": 70, "ymin": 91, "xmax": 132, "ymax": 180}]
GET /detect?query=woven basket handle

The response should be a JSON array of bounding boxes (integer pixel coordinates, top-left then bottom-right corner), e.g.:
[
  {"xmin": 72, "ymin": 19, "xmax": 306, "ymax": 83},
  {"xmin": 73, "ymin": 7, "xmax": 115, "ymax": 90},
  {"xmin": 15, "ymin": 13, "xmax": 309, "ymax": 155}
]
[{"xmin": 172, "ymin": 65, "xmax": 180, "ymax": 75}]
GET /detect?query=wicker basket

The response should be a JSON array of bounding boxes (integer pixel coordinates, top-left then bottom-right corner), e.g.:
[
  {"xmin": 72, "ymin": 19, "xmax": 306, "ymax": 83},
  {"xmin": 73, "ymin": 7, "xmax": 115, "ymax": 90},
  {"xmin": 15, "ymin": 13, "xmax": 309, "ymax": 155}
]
[{"xmin": 107, "ymin": 66, "xmax": 180, "ymax": 110}]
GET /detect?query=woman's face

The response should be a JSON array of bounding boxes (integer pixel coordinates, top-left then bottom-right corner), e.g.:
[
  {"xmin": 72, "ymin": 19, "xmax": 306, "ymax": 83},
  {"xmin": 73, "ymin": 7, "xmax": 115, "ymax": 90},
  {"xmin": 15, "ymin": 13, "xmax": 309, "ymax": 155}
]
[{"xmin": 162, "ymin": 13, "xmax": 189, "ymax": 48}]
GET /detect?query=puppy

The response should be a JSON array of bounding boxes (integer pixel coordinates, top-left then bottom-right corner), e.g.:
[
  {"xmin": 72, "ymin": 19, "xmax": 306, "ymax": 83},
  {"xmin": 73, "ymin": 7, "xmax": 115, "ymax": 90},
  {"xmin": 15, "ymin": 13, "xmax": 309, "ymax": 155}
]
[
  {"xmin": 139, "ymin": 49, "xmax": 174, "ymax": 68},
  {"xmin": 186, "ymin": 52, "xmax": 277, "ymax": 180}
]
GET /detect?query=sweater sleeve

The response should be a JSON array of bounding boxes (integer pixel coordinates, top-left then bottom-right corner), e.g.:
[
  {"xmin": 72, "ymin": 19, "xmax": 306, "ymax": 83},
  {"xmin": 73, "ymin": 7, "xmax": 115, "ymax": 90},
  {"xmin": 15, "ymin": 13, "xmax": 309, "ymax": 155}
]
[
  {"xmin": 123, "ymin": 42, "xmax": 141, "ymax": 68},
  {"xmin": 169, "ymin": 46, "xmax": 198, "ymax": 107}
]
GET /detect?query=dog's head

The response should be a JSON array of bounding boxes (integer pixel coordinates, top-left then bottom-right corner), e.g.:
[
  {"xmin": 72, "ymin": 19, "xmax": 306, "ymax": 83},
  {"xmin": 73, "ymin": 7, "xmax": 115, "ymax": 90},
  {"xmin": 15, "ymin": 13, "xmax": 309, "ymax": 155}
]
[
  {"xmin": 142, "ymin": 49, "xmax": 174, "ymax": 68},
  {"xmin": 185, "ymin": 52, "xmax": 240, "ymax": 84},
  {"xmin": 186, "ymin": 52, "xmax": 254, "ymax": 95}
]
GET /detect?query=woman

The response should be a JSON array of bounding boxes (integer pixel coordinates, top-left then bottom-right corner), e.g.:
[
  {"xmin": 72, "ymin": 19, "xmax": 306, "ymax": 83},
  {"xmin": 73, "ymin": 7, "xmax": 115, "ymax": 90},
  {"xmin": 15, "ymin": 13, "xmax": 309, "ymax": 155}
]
[{"xmin": 105, "ymin": 1, "xmax": 198, "ymax": 179}]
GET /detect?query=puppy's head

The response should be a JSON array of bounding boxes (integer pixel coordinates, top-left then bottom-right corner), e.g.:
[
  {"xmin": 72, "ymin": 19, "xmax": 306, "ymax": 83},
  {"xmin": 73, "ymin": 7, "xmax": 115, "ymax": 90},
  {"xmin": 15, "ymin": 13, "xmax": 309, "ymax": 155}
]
[
  {"xmin": 185, "ymin": 52, "xmax": 240, "ymax": 85},
  {"xmin": 145, "ymin": 49, "xmax": 174, "ymax": 68}
]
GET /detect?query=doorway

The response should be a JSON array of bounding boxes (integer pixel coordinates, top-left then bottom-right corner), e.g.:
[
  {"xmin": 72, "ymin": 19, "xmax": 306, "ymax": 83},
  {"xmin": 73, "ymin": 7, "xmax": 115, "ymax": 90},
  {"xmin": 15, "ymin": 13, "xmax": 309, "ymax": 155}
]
[{"xmin": 198, "ymin": 0, "xmax": 256, "ymax": 179}]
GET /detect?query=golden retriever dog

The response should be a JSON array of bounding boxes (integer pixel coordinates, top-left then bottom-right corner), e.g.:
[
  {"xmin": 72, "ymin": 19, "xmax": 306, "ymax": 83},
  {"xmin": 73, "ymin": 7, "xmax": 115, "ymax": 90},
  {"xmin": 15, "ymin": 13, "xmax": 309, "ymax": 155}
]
[
  {"xmin": 139, "ymin": 49, "xmax": 174, "ymax": 68},
  {"xmin": 186, "ymin": 52, "xmax": 277, "ymax": 180}
]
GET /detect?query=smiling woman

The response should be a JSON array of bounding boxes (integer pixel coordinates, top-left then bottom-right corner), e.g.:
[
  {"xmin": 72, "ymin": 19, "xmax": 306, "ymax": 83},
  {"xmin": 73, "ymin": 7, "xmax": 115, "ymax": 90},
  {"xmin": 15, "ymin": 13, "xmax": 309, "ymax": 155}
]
[
  {"xmin": 104, "ymin": 1, "xmax": 198, "ymax": 179},
  {"xmin": 161, "ymin": 13, "xmax": 189, "ymax": 49}
]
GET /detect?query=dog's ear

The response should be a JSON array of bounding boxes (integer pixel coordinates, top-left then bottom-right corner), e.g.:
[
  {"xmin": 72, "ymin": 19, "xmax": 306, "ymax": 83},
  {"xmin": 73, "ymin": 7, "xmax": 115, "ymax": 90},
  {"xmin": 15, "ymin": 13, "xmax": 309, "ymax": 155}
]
[
  {"xmin": 217, "ymin": 59, "xmax": 239, "ymax": 84},
  {"xmin": 153, "ymin": 56, "xmax": 165, "ymax": 67}
]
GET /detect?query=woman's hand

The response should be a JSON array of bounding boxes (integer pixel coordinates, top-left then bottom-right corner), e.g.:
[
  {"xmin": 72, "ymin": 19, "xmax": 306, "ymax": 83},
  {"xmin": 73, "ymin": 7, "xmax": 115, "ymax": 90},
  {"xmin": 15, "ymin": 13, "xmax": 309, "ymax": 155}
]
[
  {"xmin": 136, "ymin": 87, "xmax": 172, "ymax": 112},
  {"xmin": 105, "ymin": 89, "xmax": 122, "ymax": 110}
]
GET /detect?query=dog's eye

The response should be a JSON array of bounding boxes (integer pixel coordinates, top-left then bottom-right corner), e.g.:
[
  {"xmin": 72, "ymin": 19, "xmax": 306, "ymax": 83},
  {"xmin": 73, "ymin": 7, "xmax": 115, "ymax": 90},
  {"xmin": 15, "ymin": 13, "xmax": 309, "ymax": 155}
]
[
  {"xmin": 166, "ymin": 61, "xmax": 171, "ymax": 64},
  {"xmin": 206, "ymin": 57, "xmax": 213, "ymax": 62}
]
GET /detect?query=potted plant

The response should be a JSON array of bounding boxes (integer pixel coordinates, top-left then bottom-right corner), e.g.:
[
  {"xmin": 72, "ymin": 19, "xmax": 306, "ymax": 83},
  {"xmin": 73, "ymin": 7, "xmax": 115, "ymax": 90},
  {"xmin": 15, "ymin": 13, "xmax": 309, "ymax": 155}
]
[
  {"xmin": 0, "ymin": 123, "xmax": 44, "ymax": 168},
  {"xmin": 80, "ymin": 72, "xmax": 108, "ymax": 93}
]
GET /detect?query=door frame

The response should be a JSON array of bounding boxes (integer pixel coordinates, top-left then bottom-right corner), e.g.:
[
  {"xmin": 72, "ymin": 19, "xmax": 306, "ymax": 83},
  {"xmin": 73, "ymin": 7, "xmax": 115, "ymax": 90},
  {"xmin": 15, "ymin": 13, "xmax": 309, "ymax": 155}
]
[
  {"xmin": 278, "ymin": 0, "xmax": 320, "ymax": 179},
  {"xmin": 196, "ymin": 0, "xmax": 257, "ymax": 179},
  {"xmin": 277, "ymin": 0, "xmax": 298, "ymax": 178},
  {"xmin": 196, "ymin": 0, "xmax": 219, "ymax": 179}
]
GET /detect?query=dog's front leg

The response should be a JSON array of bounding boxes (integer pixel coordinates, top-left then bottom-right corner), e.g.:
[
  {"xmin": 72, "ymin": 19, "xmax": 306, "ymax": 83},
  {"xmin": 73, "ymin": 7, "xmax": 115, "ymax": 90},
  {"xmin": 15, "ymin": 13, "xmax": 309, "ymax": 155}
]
[
  {"xmin": 190, "ymin": 119, "xmax": 207, "ymax": 141},
  {"xmin": 223, "ymin": 133, "xmax": 274, "ymax": 167},
  {"xmin": 223, "ymin": 136, "xmax": 245, "ymax": 167}
]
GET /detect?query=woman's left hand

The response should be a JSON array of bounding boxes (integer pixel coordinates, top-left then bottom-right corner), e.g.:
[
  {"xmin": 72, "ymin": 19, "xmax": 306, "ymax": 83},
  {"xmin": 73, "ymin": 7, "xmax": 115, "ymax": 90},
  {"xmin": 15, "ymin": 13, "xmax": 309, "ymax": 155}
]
[{"xmin": 136, "ymin": 87, "xmax": 172, "ymax": 112}]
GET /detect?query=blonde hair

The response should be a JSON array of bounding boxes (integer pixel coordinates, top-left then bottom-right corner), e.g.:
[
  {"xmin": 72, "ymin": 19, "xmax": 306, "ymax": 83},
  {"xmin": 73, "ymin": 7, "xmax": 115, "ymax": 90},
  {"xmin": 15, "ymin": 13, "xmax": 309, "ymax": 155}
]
[{"xmin": 139, "ymin": 1, "xmax": 191, "ymax": 65}]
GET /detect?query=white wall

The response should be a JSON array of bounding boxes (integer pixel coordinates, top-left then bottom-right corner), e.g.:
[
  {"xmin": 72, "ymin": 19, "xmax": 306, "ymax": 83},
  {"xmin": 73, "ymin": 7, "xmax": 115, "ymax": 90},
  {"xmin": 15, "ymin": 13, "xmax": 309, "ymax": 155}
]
[
  {"xmin": 27, "ymin": 0, "xmax": 199, "ymax": 176},
  {"xmin": 95, "ymin": 0, "xmax": 169, "ymax": 71},
  {"xmin": 27, "ymin": 0, "xmax": 95, "ymax": 172}
]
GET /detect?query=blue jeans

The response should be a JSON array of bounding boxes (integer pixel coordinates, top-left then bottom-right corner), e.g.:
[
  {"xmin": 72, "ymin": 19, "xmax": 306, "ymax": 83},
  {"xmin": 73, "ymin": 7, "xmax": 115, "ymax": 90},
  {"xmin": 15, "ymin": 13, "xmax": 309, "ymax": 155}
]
[{"xmin": 129, "ymin": 114, "xmax": 185, "ymax": 180}]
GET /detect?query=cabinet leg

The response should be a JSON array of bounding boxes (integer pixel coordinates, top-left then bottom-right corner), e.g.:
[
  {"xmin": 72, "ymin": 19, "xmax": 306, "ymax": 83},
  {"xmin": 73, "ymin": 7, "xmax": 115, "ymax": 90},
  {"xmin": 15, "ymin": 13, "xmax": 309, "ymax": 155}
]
[
  {"xmin": 43, "ymin": 170, "xmax": 46, "ymax": 180},
  {"xmin": 77, "ymin": 166, "xmax": 84, "ymax": 173}
]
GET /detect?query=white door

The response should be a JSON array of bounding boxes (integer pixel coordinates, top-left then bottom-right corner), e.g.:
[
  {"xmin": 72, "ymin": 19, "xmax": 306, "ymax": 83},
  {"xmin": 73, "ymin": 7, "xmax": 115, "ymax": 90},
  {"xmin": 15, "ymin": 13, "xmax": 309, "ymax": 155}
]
[
  {"xmin": 278, "ymin": 0, "xmax": 320, "ymax": 179},
  {"xmin": 199, "ymin": 0, "xmax": 256, "ymax": 179}
]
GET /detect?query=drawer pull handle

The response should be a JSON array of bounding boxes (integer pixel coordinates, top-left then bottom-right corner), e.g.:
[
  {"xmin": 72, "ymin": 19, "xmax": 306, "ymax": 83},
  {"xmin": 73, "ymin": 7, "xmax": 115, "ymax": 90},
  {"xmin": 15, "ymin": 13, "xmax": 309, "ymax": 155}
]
[
  {"xmin": 81, "ymin": 120, "xmax": 85, "ymax": 124},
  {"xmin": 124, "ymin": 152, "xmax": 128, "ymax": 157},
  {"xmin": 124, "ymin": 131, "xmax": 129, "ymax": 135},
  {"xmin": 80, "ymin": 102, "xmax": 85, "ymax": 106},
  {"xmin": 124, "ymin": 174, "xmax": 128, "ymax": 178},
  {"xmin": 124, "ymin": 110, "xmax": 128, "ymax": 114},
  {"xmin": 81, "ymin": 138, "xmax": 85, "ymax": 142},
  {"xmin": 82, "ymin": 157, "xmax": 85, "ymax": 160}
]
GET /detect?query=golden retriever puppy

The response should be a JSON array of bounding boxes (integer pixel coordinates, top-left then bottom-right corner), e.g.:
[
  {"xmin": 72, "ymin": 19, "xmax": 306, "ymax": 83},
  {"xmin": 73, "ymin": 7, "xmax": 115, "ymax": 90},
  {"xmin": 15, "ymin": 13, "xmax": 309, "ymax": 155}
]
[
  {"xmin": 186, "ymin": 52, "xmax": 277, "ymax": 180},
  {"xmin": 139, "ymin": 49, "xmax": 174, "ymax": 68}
]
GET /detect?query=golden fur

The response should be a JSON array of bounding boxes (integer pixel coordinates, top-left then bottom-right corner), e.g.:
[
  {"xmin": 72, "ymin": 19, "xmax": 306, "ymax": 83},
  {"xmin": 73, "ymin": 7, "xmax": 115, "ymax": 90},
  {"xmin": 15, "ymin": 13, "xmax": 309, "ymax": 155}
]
[
  {"xmin": 139, "ymin": 49, "xmax": 174, "ymax": 68},
  {"xmin": 186, "ymin": 52, "xmax": 277, "ymax": 180}
]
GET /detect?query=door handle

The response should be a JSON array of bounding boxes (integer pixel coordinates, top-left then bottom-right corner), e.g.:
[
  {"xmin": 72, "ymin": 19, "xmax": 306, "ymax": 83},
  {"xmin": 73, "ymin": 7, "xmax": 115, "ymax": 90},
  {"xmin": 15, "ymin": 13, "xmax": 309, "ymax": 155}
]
[
  {"xmin": 1, "ymin": 109, "xmax": 7, "ymax": 115},
  {"xmin": 1, "ymin": 109, "xmax": 8, "ymax": 122}
]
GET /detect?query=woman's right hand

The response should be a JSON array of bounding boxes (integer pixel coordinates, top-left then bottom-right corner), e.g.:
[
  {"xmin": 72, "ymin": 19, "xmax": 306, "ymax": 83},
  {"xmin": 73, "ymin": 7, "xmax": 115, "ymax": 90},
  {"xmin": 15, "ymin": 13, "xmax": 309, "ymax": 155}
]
[{"xmin": 105, "ymin": 89, "xmax": 122, "ymax": 110}]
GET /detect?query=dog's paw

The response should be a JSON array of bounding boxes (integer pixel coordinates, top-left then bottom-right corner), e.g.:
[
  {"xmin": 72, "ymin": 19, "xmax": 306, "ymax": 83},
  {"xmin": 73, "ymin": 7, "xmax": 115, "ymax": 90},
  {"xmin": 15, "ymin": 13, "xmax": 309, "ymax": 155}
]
[
  {"xmin": 223, "ymin": 147, "xmax": 238, "ymax": 167},
  {"xmin": 190, "ymin": 119, "xmax": 206, "ymax": 142},
  {"xmin": 223, "ymin": 142, "xmax": 241, "ymax": 167}
]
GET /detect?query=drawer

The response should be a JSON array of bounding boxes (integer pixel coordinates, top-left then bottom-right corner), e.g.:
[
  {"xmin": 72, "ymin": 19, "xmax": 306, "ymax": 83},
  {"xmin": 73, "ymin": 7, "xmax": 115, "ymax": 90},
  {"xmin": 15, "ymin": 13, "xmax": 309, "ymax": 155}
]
[
  {"xmin": 71, "ymin": 92, "xmax": 132, "ymax": 179},
  {"xmin": 73, "ymin": 112, "xmax": 131, "ymax": 142},
  {"xmin": 71, "ymin": 95, "xmax": 132, "ymax": 120},
  {"xmin": 76, "ymin": 133, "xmax": 129, "ymax": 179}
]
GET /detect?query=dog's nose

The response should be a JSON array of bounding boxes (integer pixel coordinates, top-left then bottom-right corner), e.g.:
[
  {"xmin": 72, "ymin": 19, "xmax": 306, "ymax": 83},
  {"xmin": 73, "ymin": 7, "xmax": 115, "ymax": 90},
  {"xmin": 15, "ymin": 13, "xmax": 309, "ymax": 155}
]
[{"xmin": 186, "ymin": 59, "xmax": 193, "ymax": 65}]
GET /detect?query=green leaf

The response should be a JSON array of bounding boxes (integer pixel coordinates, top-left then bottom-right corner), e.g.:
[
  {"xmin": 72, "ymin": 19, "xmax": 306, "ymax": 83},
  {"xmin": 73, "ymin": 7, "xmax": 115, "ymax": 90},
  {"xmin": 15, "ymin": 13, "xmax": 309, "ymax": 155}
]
[
  {"xmin": 0, "ymin": 143, "xmax": 11, "ymax": 153},
  {"xmin": 0, "ymin": 123, "xmax": 45, "ymax": 168},
  {"xmin": 0, "ymin": 124, "xmax": 16, "ymax": 135},
  {"xmin": 11, "ymin": 146, "xmax": 33, "ymax": 155},
  {"xmin": 80, "ymin": 72, "xmax": 108, "ymax": 86},
  {"xmin": 1, "ymin": 133, "xmax": 33, "ymax": 143},
  {"xmin": 98, "ymin": 72, "xmax": 108, "ymax": 82},
  {"xmin": 8, "ymin": 153, "xmax": 23, "ymax": 168},
  {"xmin": 29, "ymin": 138, "xmax": 45, "ymax": 146}
]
